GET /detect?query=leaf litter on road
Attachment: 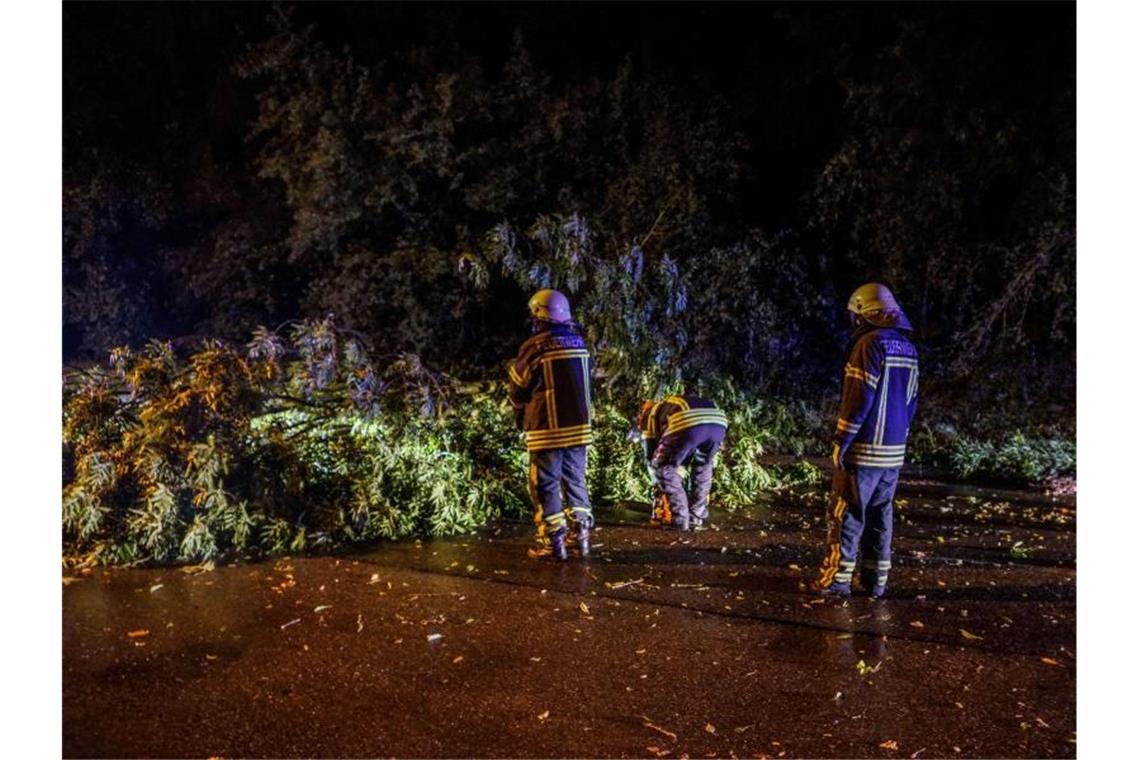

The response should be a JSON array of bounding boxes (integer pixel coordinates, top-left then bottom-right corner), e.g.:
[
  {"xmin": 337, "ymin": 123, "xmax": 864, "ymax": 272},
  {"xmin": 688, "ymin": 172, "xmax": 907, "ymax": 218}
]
[
  {"xmin": 606, "ymin": 578, "xmax": 644, "ymax": 589},
  {"xmin": 640, "ymin": 715, "xmax": 678, "ymax": 740},
  {"xmin": 180, "ymin": 560, "xmax": 215, "ymax": 575}
]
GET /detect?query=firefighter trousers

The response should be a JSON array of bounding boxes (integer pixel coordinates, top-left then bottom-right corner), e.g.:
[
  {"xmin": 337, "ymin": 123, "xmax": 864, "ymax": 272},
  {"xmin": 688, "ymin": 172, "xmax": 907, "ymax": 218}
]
[
  {"xmin": 652, "ymin": 424, "xmax": 726, "ymax": 526},
  {"xmin": 528, "ymin": 445, "xmax": 592, "ymax": 544},
  {"xmin": 818, "ymin": 466, "xmax": 899, "ymax": 590}
]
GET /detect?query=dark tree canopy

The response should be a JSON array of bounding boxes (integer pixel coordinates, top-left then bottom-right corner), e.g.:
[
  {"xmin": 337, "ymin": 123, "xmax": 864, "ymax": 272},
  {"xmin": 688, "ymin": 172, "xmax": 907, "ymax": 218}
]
[{"xmin": 63, "ymin": 2, "xmax": 1075, "ymax": 425}]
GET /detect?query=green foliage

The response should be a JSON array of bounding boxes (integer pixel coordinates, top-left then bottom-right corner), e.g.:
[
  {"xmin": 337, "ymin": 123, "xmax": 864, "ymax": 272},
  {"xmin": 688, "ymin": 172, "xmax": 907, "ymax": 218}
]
[
  {"xmin": 64, "ymin": 320, "xmax": 832, "ymax": 566},
  {"xmin": 586, "ymin": 402, "xmax": 653, "ymax": 505},
  {"xmin": 703, "ymin": 378, "xmax": 828, "ymax": 507},
  {"xmin": 945, "ymin": 433, "xmax": 1076, "ymax": 485},
  {"xmin": 62, "ymin": 319, "xmax": 510, "ymax": 566}
]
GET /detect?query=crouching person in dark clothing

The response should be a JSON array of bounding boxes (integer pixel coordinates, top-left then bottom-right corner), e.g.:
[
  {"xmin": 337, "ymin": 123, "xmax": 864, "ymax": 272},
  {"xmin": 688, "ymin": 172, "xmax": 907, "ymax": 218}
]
[
  {"xmin": 817, "ymin": 283, "xmax": 919, "ymax": 599},
  {"xmin": 509, "ymin": 289, "xmax": 594, "ymax": 561},
  {"xmin": 637, "ymin": 394, "xmax": 728, "ymax": 531}
]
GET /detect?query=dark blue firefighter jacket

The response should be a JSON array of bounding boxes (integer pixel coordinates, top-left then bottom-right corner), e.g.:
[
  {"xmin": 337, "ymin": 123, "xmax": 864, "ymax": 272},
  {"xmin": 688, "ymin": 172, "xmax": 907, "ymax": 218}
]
[
  {"xmin": 508, "ymin": 323, "xmax": 594, "ymax": 452},
  {"xmin": 834, "ymin": 327, "xmax": 919, "ymax": 468}
]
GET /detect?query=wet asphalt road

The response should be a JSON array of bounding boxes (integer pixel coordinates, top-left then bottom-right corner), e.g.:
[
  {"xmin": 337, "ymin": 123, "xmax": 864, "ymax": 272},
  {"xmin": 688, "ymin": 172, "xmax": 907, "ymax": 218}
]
[{"xmin": 63, "ymin": 482, "xmax": 1075, "ymax": 758}]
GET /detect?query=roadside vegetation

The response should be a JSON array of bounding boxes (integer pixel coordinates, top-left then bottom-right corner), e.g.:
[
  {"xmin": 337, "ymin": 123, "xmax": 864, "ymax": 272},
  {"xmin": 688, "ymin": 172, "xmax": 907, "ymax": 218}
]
[
  {"xmin": 63, "ymin": 319, "xmax": 1073, "ymax": 567},
  {"xmin": 62, "ymin": 7, "xmax": 1074, "ymax": 566}
]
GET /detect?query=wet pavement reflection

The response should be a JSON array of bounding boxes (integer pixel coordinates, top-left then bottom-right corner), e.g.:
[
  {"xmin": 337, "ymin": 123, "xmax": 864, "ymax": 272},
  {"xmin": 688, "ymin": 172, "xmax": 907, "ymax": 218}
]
[{"xmin": 63, "ymin": 480, "xmax": 1075, "ymax": 758}]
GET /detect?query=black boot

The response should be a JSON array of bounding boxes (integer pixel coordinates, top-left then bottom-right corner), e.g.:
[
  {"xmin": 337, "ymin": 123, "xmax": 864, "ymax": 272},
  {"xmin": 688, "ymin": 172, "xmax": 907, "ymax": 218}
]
[
  {"xmin": 527, "ymin": 527, "xmax": 569, "ymax": 561},
  {"xmin": 551, "ymin": 528, "xmax": 569, "ymax": 561},
  {"xmin": 860, "ymin": 570, "xmax": 887, "ymax": 599},
  {"xmin": 818, "ymin": 581, "xmax": 852, "ymax": 598},
  {"xmin": 577, "ymin": 522, "xmax": 591, "ymax": 558}
]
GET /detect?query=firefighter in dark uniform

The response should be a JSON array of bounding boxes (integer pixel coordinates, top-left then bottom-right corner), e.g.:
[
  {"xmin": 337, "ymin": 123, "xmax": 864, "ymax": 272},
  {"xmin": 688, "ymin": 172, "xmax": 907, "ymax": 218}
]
[
  {"xmin": 636, "ymin": 392, "xmax": 728, "ymax": 531},
  {"xmin": 508, "ymin": 289, "xmax": 594, "ymax": 560},
  {"xmin": 818, "ymin": 283, "xmax": 919, "ymax": 598}
]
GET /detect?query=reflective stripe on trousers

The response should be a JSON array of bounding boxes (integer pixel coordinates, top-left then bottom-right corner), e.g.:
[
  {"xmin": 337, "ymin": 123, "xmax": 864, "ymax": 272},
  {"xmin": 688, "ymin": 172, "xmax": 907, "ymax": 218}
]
[
  {"xmin": 818, "ymin": 466, "xmax": 899, "ymax": 589},
  {"xmin": 529, "ymin": 445, "xmax": 592, "ymax": 544}
]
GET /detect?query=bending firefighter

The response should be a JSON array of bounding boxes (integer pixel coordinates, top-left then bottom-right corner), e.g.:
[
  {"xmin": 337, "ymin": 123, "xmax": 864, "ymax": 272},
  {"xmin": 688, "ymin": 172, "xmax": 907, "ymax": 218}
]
[
  {"xmin": 509, "ymin": 289, "xmax": 595, "ymax": 561},
  {"xmin": 637, "ymin": 391, "xmax": 728, "ymax": 531},
  {"xmin": 818, "ymin": 283, "xmax": 919, "ymax": 598}
]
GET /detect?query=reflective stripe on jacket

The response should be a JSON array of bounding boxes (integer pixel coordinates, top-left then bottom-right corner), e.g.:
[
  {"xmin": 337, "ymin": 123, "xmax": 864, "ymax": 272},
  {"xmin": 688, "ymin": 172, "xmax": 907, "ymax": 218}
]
[
  {"xmin": 638, "ymin": 394, "xmax": 728, "ymax": 454},
  {"xmin": 834, "ymin": 327, "xmax": 919, "ymax": 468},
  {"xmin": 508, "ymin": 324, "xmax": 593, "ymax": 451}
]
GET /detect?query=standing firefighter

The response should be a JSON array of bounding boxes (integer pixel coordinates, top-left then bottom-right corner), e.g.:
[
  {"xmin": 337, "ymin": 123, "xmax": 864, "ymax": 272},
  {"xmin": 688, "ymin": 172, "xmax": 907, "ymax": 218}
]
[
  {"xmin": 509, "ymin": 289, "xmax": 594, "ymax": 560},
  {"xmin": 637, "ymin": 392, "xmax": 728, "ymax": 531},
  {"xmin": 818, "ymin": 283, "xmax": 919, "ymax": 598}
]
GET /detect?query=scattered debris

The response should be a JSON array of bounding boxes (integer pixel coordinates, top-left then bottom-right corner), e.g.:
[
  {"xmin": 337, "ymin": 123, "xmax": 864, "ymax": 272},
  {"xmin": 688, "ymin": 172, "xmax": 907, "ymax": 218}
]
[
  {"xmin": 640, "ymin": 715, "xmax": 678, "ymax": 740},
  {"xmin": 180, "ymin": 560, "xmax": 215, "ymax": 575},
  {"xmin": 280, "ymin": 618, "xmax": 301, "ymax": 630},
  {"xmin": 606, "ymin": 578, "xmax": 645, "ymax": 589}
]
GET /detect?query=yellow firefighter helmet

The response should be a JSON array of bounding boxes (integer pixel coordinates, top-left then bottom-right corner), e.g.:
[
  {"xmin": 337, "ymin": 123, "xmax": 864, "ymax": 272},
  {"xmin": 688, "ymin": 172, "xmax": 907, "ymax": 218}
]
[
  {"xmin": 847, "ymin": 283, "xmax": 912, "ymax": 330},
  {"xmin": 528, "ymin": 289, "xmax": 573, "ymax": 324}
]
